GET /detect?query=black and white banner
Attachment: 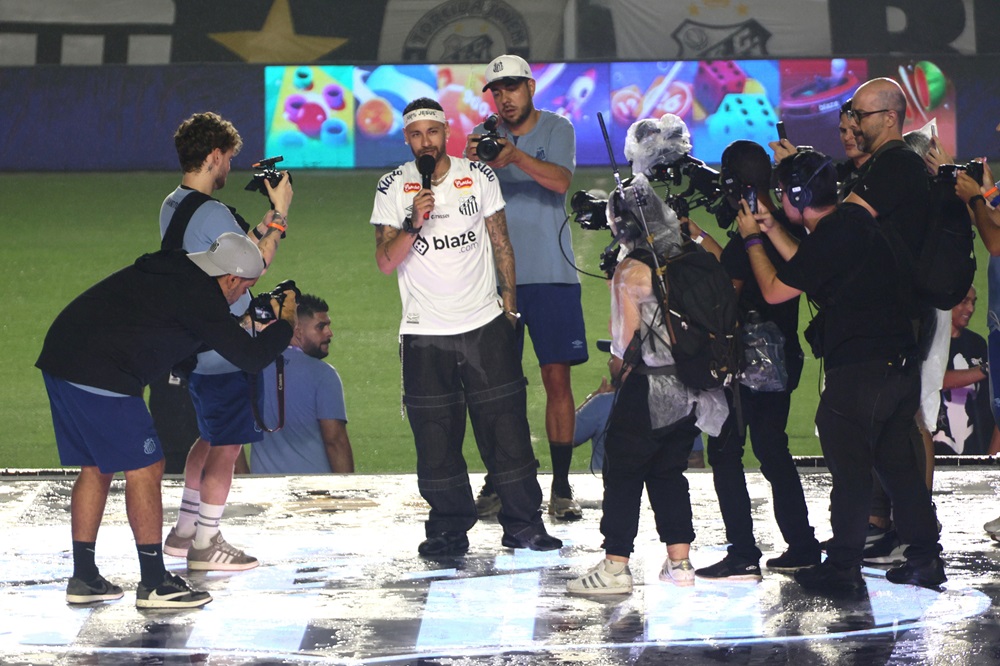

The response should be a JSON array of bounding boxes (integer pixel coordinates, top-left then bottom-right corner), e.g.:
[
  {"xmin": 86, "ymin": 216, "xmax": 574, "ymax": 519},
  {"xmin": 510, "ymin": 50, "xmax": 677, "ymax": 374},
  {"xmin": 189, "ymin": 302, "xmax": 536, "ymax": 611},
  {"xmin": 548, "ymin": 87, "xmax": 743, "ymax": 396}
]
[{"xmin": 377, "ymin": 0, "xmax": 568, "ymax": 62}]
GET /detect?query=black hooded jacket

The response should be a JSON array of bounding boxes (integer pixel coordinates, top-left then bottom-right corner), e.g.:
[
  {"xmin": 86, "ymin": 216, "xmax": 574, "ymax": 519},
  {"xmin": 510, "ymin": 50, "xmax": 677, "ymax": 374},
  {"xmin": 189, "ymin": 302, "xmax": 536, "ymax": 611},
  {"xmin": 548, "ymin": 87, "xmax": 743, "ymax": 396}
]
[{"xmin": 36, "ymin": 249, "xmax": 292, "ymax": 396}]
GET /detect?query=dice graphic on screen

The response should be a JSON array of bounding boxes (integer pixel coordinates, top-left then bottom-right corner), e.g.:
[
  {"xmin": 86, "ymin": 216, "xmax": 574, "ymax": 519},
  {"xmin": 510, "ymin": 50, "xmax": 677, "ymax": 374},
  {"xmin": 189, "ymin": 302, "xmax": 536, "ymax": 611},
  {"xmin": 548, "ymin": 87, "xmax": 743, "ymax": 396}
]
[
  {"xmin": 695, "ymin": 60, "xmax": 747, "ymax": 114},
  {"xmin": 706, "ymin": 94, "xmax": 778, "ymax": 147}
]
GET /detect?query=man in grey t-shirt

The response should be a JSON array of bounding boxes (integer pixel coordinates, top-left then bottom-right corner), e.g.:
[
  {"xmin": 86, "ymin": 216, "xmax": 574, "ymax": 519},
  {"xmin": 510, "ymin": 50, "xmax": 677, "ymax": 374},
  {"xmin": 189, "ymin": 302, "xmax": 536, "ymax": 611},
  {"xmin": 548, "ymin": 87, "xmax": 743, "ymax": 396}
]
[{"xmin": 466, "ymin": 55, "xmax": 588, "ymax": 520}]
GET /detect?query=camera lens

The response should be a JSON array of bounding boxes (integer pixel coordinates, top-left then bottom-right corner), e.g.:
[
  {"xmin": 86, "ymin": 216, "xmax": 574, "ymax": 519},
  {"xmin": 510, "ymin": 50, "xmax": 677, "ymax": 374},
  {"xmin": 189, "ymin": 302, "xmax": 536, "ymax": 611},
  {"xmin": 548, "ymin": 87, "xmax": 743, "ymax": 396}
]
[{"xmin": 476, "ymin": 137, "xmax": 502, "ymax": 162}]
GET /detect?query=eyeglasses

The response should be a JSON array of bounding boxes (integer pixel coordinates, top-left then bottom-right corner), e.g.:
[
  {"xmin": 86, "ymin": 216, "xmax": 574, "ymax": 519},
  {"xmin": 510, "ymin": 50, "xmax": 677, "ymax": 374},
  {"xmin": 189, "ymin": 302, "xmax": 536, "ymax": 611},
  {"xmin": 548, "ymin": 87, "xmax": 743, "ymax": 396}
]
[{"xmin": 846, "ymin": 108, "xmax": 891, "ymax": 122}]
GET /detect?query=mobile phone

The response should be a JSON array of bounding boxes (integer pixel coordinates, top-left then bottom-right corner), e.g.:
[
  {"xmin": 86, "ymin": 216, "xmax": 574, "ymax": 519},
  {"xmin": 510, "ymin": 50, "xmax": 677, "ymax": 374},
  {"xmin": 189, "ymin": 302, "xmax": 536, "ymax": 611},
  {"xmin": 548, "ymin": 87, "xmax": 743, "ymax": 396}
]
[
  {"xmin": 744, "ymin": 186, "xmax": 758, "ymax": 214},
  {"xmin": 776, "ymin": 121, "xmax": 787, "ymax": 142}
]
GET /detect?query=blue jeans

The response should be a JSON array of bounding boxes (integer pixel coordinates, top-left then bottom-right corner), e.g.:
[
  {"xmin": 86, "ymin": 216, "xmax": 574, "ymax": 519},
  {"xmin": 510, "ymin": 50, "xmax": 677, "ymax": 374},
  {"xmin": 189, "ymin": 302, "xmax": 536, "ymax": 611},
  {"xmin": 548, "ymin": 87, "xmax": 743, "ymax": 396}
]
[{"xmin": 402, "ymin": 315, "xmax": 544, "ymax": 539}]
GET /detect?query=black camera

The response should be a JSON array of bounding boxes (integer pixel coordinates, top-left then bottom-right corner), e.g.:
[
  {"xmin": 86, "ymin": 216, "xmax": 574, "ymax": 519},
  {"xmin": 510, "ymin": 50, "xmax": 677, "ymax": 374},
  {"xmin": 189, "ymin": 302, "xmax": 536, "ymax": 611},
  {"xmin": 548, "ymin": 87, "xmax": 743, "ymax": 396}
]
[
  {"xmin": 245, "ymin": 156, "xmax": 292, "ymax": 198},
  {"xmin": 248, "ymin": 279, "xmax": 300, "ymax": 323},
  {"xmin": 570, "ymin": 189, "xmax": 610, "ymax": 231},
  {"xmin": 476, "ymin": 115, "xmax": 504, "ymax": 162},
  {"xmin": 937, "ymin": 161, "xmax": 984, "ymax": 184}
]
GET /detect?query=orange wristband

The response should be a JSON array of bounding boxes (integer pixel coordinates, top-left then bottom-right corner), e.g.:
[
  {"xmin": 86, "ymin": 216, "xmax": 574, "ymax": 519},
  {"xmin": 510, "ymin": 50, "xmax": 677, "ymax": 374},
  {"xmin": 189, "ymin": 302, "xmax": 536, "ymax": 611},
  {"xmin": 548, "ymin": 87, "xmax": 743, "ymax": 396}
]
[{"xmin": 267, "ymin": 221, "xmax": 287, "ymax": 233}]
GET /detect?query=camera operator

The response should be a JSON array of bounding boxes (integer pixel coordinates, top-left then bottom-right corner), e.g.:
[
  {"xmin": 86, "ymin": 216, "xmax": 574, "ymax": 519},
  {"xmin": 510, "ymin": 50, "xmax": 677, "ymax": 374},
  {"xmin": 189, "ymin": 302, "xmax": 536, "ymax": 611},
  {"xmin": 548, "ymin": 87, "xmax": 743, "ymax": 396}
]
[
  {"xmin": 695, "ymin": 140, "xmax": 820, "ymax": 583},
  {"xmin": 465, "ymin": 55, "xmax": 587, "ymax": 521},
  {"xmin": 567, "ymin": 167, "xmax": 730, "ymax": 595},
  {"xmin": 370, "ymin": 97, "xmax": 561, "ymax": 557},
  {"xmin": 956, "ymin": 153, "xmax": 1000, "ymax": 540},
  {"xmin": 736, "ymin": 149, "xmax": 945, "ymax": 594},
  {"xmin": 158, "ymin": 112, "xmax": 293, "ymax": 573},
  {"xmin": 36, "ymin": 232, "xmax": 296, "ymax": 608}
]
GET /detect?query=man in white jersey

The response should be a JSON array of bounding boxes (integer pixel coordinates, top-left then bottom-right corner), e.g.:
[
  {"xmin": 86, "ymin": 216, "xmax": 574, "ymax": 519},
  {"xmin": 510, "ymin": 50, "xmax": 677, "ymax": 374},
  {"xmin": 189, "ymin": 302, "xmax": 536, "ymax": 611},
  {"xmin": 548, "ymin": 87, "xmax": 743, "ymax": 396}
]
[{"xmin": 370, "ymin": 97, "xmax": 562, "ymax": 557}]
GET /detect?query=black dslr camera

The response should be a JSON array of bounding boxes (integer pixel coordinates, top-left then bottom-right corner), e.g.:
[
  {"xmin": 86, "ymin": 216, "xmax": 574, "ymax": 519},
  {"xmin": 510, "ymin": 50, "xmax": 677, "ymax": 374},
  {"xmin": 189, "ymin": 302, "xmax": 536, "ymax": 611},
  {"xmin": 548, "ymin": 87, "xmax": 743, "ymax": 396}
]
[
  {"xmin": 936, "ymin": 161, "xmax": 984, "ymax": 184},
  {"xmin": 476, "ymin": 115, "xmax": 504, "ymax": 162},
  {"xmin": 245, "ymin": 156, "xmax": 293, "ymax": 198},
  {"xmin": 249, "ymin": 279, "xmax": 300, "ymax": 323}
]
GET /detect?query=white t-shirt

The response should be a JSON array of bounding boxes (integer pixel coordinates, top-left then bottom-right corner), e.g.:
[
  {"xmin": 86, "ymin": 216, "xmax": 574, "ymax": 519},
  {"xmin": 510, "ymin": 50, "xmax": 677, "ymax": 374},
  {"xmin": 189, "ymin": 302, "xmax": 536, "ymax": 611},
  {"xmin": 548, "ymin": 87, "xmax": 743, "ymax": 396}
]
[{"xmin": 370, "ymin": 157, "xmax": 506, "ymax": 336}]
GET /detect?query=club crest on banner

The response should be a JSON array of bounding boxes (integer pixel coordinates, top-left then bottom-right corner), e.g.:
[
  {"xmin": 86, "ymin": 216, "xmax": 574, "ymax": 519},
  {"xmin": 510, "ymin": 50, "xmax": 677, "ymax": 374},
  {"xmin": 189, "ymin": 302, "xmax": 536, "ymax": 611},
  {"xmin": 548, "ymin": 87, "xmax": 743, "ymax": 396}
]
[
  {"xmin": 671, "ymin": 19, "xmax": 772, "ymax": 58},
  {"xmin": 403, "ymin": 0, "xmax": 530, "ymax": 61}
]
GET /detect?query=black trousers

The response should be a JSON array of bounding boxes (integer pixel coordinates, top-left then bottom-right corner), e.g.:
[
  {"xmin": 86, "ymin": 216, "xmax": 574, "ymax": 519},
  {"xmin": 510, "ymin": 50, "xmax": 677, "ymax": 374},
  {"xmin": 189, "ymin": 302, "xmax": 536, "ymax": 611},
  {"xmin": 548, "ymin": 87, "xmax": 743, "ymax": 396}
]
[
  {"xmin": 600, "ymin": 373, "xmax": 699, "ymax": 558},
  {"xmin": 816, "ymin": 360, "xmax": 942, "ymax": 568},
  {"xmin": 706, "ymin": 364, "xmax": 818, "ymax": 563},
  {"xmin": 402, "ymin": 315, "xmax": 544, "ymax": 540}
]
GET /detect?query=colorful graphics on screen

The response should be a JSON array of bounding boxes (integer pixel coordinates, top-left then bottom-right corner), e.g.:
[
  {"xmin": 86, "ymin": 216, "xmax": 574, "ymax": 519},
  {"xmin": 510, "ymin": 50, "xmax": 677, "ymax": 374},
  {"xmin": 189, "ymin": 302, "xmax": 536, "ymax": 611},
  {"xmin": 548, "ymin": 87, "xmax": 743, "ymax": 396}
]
[
  {"xmin": 260, "ymin": 59, "xmax": 959, "ymax": 169},
  {"xmin": 265, "ymin": 65, "xmax": 355, "ymax": 168},
  {"xmin": 608, "ymin": 60, "xmax": 780, "ymax": 167},
  {"xmin": 777, "ymin": 59, "xmax": 867, "ymax": 158},
  {"xmin": 867, "ymin": 58, "xmax": 958, "ymax": 157}
]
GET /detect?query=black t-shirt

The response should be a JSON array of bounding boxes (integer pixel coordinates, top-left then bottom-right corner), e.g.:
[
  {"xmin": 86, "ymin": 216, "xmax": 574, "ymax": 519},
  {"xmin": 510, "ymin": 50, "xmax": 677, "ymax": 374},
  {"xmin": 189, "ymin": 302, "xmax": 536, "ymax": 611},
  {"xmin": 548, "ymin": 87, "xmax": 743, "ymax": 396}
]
[
  {"xmin": 852, "ymin": 142, "xmax": 929, "ymax": 256},
  {"xmin": 776, "ymin": 203, "xmax": 916, "ymax": 369},
  {"xmin": 933, "ymin": 329, "xmax": 993, "ymax": 455},
  {"xmin": 36, "ymin": 250, "xmax": 292, "ymax": 396},
  {"xmin": 720, "ymin": 210, "xmax": 804, "ymax": 357}
]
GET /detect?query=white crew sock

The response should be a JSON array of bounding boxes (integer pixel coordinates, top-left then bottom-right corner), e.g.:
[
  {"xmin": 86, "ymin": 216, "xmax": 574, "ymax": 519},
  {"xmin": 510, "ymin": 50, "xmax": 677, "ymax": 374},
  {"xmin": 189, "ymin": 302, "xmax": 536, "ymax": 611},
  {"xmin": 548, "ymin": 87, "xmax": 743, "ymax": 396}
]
[
  {"xmin": 173, "ymin": 486, "xmax": 201, "ymax": 538},
  {"xmin": 192, "ymin": 502, "xmax": 225, "ymax": 549}
]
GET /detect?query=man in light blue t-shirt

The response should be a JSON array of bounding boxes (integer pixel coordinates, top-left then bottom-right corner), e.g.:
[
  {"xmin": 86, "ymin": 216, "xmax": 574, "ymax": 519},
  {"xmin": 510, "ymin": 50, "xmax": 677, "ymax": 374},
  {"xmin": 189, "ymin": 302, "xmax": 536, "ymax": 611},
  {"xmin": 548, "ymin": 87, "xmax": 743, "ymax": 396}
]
[
  {"xmin": 466, "ymin": 55, "xmax": 589, "ymax": 521},
  {"xmin": 251, "ymin": 294, "xmax": 354, "ymax": 474}
]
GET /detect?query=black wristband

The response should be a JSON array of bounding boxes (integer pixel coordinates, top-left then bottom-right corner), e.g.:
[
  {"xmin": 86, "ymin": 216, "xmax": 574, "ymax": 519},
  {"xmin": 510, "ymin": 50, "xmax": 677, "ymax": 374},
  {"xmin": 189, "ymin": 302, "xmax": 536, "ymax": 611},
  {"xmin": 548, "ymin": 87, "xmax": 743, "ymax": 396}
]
[
  {"xmin": 743, "ymin": 232, "xmax": 762, "ymax": 242},
  {"xmin": 402, "ymin": 216, "xmax": 420, "ymax": 235},
  {"xmin": 969, "ymin": 194, "xmax": 986, "ymax": 208}
]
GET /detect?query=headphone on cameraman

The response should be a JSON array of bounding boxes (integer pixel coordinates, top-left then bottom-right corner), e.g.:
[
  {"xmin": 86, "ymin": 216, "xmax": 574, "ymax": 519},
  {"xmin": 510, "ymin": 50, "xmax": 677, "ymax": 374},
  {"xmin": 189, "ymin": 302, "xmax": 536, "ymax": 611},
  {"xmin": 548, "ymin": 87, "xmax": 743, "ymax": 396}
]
[{"xmin": 786, "ymin": 152, "xmax": 834, "ymax": 213}]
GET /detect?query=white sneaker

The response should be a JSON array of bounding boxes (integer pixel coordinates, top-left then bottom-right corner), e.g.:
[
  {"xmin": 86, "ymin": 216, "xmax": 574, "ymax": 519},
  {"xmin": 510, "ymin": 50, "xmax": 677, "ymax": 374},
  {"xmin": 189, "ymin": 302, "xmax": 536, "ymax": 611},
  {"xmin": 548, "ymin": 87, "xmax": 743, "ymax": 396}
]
[
  {"xmin": 660, "ymin": 557, "xmax": 695, "ymax": 586},
  {"xmin": 548, "ymin": 489, "xmax": 583, "ymax": 521},
  {"xmin": 985, "ymin": 514, "xmax": 1000, "ymax": 541},
  {"xmin": 567, "ymin": 559, "xmax": 633, "ymax": 595}
]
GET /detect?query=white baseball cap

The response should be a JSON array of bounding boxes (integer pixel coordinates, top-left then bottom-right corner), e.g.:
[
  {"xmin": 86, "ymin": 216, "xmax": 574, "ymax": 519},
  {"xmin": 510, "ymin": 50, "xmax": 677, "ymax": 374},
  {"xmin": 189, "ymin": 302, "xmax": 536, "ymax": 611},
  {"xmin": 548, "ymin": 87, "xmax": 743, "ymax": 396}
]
[
  {"xmin": 483, "ymin": 54, "xmax": 533, "ymax": 91},
  {"xmin": 187, "ymin": 232, "xmax": 265, "ymax": 279}
]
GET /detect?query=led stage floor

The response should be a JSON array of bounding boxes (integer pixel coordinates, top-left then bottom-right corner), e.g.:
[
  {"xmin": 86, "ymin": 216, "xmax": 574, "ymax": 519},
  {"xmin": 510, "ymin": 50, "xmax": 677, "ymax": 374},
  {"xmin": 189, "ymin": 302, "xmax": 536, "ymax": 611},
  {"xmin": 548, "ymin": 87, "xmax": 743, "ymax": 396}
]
[{"xmin": 1, "ymin": 469, "xmax": 999, "ymax": 665}]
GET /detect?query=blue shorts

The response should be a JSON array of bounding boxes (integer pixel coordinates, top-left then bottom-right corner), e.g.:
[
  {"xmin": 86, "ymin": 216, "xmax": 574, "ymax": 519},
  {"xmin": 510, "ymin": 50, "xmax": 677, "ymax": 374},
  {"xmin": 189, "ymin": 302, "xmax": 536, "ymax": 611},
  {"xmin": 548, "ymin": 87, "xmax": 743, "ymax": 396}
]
[
  {"xmin": 188, "ymin": 371, "xmax": 264, "ymax": 446},
  {"xmin": 42, "ymin": 372, "xmax": 163, "ymax": 474},
  {"xmin": 516, "ymin": 283, "xmax": 588, "ymax": 366}
]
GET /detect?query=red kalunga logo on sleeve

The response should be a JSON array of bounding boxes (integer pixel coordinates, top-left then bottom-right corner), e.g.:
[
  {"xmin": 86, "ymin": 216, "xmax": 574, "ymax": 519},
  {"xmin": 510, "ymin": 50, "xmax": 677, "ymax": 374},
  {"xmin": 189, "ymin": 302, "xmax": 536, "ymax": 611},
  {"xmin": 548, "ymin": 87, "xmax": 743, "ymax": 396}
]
[{"xmin": 454, "ymin": 177, "xmax": 473, "ymax": 189}]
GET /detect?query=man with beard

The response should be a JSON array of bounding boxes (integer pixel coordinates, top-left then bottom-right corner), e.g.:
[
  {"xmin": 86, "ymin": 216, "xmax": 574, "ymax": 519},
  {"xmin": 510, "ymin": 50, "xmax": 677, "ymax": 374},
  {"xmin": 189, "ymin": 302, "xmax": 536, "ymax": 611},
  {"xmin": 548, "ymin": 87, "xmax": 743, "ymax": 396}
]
[
  {"xmin": 736, "ymin": 149, "xmax": 945, "ymax": 594},
  {"xmin": 250, "ymin": 293, "xmax": 355, "ymax": 474},
  {"xmin": 370, "ymin": 97, "xmax": 561, "ymax": 557},
  {"xmin": 465, "ymin": 56, "xmax": 587, "ymax": 521}
]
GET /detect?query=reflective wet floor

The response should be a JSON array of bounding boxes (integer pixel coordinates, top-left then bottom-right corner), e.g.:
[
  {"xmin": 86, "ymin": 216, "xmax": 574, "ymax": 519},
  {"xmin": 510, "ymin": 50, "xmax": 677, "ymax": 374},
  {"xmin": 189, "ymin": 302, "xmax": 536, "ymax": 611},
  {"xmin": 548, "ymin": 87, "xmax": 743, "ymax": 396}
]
[{"xmin": 2, "ymin": 468, "xmax": 1000, "ymax": 665}]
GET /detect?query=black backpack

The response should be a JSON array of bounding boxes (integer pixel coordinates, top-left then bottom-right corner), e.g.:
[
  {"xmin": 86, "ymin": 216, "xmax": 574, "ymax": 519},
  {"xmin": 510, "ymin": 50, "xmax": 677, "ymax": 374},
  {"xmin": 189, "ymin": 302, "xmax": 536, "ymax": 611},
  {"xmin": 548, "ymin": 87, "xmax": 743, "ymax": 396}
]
[
  {"xmin": 912, "ymin": 175, "xmax": 976, "ymax": 310},
  {"xmin": 631, "ymin": 246, "xmax": 740, "ymax": 391}
]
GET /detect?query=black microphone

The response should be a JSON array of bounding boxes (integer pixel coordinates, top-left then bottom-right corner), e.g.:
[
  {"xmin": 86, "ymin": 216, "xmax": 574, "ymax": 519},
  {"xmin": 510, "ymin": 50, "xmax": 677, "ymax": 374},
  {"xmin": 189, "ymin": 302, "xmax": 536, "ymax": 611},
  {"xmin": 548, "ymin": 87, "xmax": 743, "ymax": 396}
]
[{"xmin": 417, "ymin": 154, "xmax": 436, "ymax": 220}]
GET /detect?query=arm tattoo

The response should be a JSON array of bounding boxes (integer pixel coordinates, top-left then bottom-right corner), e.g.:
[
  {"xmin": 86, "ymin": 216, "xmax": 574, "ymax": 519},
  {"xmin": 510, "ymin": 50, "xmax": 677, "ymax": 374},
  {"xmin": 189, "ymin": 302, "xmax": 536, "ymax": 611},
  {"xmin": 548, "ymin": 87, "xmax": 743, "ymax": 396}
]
[{"xmin": 485, "ymin": 209, "xmax": 516, "ymax": 305}]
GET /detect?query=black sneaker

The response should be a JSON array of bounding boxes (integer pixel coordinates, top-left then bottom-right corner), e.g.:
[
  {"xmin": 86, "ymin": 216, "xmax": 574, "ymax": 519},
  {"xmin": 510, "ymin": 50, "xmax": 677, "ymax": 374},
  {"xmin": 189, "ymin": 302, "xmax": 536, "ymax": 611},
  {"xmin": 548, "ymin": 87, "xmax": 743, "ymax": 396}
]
[
  {"xmin": 694, "ymin": 556, "xmax": 762, "ymax": 581},
  {"xmin": 862, "ymin": 528, "xmax": 906, "ymax": 565},
  {"xmin": 418, "ymin": 532, "xmax": 469, "ymax": 557},
  {"xmin": 766, "ymin": 547, "xmax": 821, "ymax": 572},
  {"xmin": 66, "ymin": 574, "xmax": 124, "ymax": 604},
  {"xmin": 794, "ymin": 561, "xmax": 865, "ymax": 596},
  {"xmin": 885, "ymin": 558, "xmax": 947, "ymax": 589},
  {"xmin": 501, "ymin": 531, "xmax": 563, "ymax": 551},
  {"xmin": 136, "ymin": 572, "xmax": 212, "ymax": 609}
]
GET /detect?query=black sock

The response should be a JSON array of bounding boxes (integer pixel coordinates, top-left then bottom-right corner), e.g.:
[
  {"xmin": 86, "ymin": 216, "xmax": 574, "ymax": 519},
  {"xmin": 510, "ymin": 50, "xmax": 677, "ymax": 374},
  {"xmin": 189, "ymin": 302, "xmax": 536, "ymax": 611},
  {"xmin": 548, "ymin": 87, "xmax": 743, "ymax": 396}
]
[
  {"xmin": 72, "ymin": 540, "xmax": 99, "ymax": 582},
  {"xmin": 481, "ymin": 474, "xmax": 494, "ymax": 495},
  {"xmin": 136, "ymin": 542, "xmax": 166, "ymax": 588},
  {"xmin": 549, "ymin": 443, "xmax": 573, "ymax": 495}
]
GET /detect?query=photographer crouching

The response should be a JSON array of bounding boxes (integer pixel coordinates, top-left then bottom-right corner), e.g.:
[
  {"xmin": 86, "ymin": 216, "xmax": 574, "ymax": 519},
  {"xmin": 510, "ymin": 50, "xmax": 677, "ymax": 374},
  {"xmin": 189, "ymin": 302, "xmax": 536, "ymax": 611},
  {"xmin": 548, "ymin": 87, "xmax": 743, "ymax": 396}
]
[{"xmin": 36, "ymin": 233, "xmax": 297, "ymax": 609}]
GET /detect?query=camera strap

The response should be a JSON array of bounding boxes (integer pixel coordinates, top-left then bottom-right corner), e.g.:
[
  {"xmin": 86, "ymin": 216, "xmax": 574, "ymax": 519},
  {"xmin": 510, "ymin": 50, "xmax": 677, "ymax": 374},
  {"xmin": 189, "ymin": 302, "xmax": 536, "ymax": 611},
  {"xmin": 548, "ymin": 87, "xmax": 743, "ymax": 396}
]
[
  {"xmin": 162, "ymin": 190, "xmax": 213, "ymax": 251},
  {"xmin": 250, "ymin": 352, "xmax": 285, "ymax": 433}
]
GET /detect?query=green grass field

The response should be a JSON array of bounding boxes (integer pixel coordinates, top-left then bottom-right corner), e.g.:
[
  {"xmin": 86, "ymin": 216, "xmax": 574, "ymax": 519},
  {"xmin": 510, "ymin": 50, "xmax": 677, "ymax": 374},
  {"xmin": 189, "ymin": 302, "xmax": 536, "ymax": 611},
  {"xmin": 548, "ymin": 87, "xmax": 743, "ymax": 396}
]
[{"xmin": 4, "ymin": 169, "xmax": 994, "ymax": 471}]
